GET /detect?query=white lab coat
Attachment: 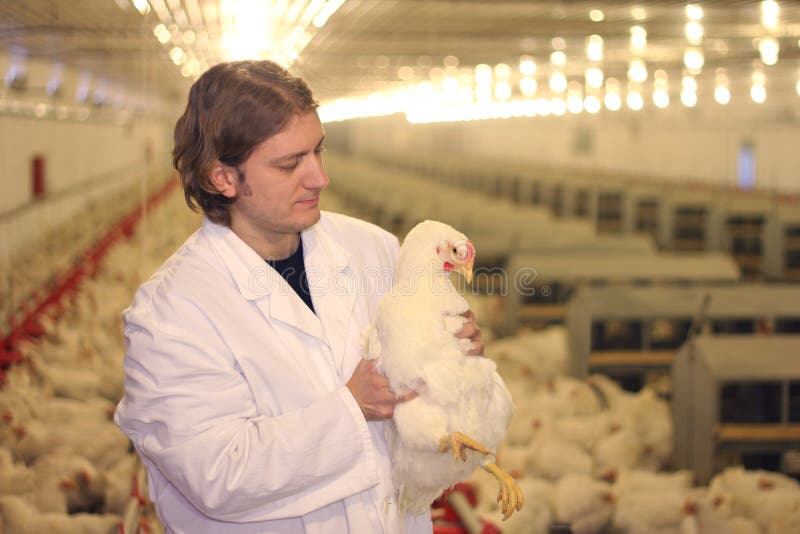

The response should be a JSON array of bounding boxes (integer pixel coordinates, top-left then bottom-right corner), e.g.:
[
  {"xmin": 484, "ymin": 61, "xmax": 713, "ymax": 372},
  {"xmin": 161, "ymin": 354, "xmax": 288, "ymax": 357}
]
[{"xmin": 115, "ymin": 213, "xmax": 433, "ymax": 534}]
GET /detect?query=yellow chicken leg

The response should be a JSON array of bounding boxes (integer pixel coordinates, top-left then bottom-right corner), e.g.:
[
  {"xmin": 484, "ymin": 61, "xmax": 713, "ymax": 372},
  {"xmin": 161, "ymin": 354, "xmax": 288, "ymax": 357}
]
[
  {"xmin": 483, "ymin": 462, "xmax": 524, "ymax": 520},
  {"xmin": 438, "ymin": 432, "xmax": 491, "ymax": 462}
]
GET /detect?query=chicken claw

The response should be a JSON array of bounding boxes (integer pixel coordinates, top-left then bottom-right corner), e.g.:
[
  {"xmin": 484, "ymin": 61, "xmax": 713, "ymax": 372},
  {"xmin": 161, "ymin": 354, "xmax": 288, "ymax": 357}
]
[
  {"xmin": 483, "ymin": 462, "xmax": 524, "ymax": 520},
  {"xmin": 438, "ymin": 432, "xmax": 491, "ymax": 462}
]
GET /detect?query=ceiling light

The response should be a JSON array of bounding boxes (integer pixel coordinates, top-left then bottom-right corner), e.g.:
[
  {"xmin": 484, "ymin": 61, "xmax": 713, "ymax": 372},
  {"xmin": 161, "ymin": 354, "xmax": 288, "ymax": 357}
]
[
  {"xmin": 475, "ymin": 64, "xmax": 492, "ymax": 85},
  {"xmin": 494, "ymin": 63, "xmax": 511, "ymax": 79},
  {"xmin": 605, "ymin": 92, "xmax": 622, "ymax": 111},
  {"xmin": 751, "ymin": 84, "xmax": 767, "ymax": 103},
  {"xmin": 759, "ymin": 37, "xmax": 779, "ymax": 66},
  {"xmin": 630, "ymin": 26, "xmax": 647, "ymax": 51},
  {"xmin": 584, "ymin": 95, "xmax": 601, "ymax": 113},
  {"xmin": 494, "ymin": 81, "xmax": 512, "ymax": 101},
  {"xmin": 181, "ymin": 58, "xmax": 200, "ymax": 78},
  {"xmin": 550, "ymin": 50, "xmax": 567, "ymax": 67},
  {"xmin": 681, "ymin": 90, "xmax": 697, "ymax": 107},
  {"xmin": 586, "ymin": 34, "xmax": 604, "ymax": 62},
  {"xmin": 585, "ymin": 67, "xmax": 604, "ymax": 89},
  {"xmin": 685, "ymin": 21, "xmax": 704, "ymax": 45},
  {"xmin": 654, "ymin": 70, "xmax": 668, "ymax": 92},
  {"xmin": 132, "ymin": 0, "xmax": 150, "ymax": 15},
  {"xmin": 520, "ymin": 56, "xmax": 537, "ymax": 76},
  {"xmin": 631, "ymin": 6, "xmax": 647, "ymax": 21},
  {"xmin": 714, "ymin": 86, "xmax": 731, "ymax": 105},
  {"xmin": 589, "ymin": 9, "xmax": 604, "ymax": 22},
  {"xmin": 567, "ymin": 93, "xmax": 583, "ymax": 114},
  {"xmin": 203, "ymin": 2, "xmax": 218, "ymax": 22},
  {"xmin": 551, "ymin": 37, "xmax": 566, "ymax": 50},
  {"xmin": 628, "ymin": 59, "xmax": 647, "ymax": 83},
  {"xmin": 520, "ymin": 77, "xmax": 537, "ymax": 96},
  {"xmin": 686, "ymin": 4, "xmax": 703, "ymax": 20},
  {"xmin": 169, "ymin": 47, "xmax": 186, "ymax": 65},
  {"xmin": 313, "ymin": 0, "xmax": 346, "ymax": 27},
  {"xmin": 551, "ymin": 98, "xmax": 567, "ymax": 116},
  {"xmin": 443, "ymin": 55, "xmax": 459, "ymax": 68},
  {"xmin": 535, "ymin": 98, "xmax": 551, "ymax": 116},
  {"xmin": 443, "ymin": 76, "xmax": 459, "ymax": 92},
  {"xmin": 626, "ymin": 91, "xmax": 644, "ymax": 110},
  {"xmin": 549, "ymin": 72, "xmax": 568, "ymax": 93},
  {"xmin": 682, "ymin": 75, "xmax": 698, "ymax": 92},
  {"xmin": 153, "ymin": 24, "xmax": 170, "ymax": 44},
  {"xmin": 795, "ymin": 79, "xmax": 800, "ymax": 96},
  {"xmin": 398, "ymin": 66, "xmax": 415, "ymax": 81},
  {"xmin": 653, "ymin": 90, "xmax": 669, "ymax": 109},
  {"xmin": 475, "ymin": 85, "xmax": 492, "ymax": 103},
  {"xmin": 684, "ymin": 48, "xmax": 704, "ymax": 73},
  {"xmin": 761, "ymin": 0, "xmax": 779, "ymax": 30}
]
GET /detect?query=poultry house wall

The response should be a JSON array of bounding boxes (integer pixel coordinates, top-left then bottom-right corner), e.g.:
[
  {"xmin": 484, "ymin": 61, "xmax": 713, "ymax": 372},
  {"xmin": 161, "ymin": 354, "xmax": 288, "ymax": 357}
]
[
  {"xmin": 0, "ymin": 114, "xmax": 173, "ymax": 257},
  {"xmin": 0, "ymin": 50, "xmax": 175, "ymax": 258},
  {"xmin": 335, "ymin": 99, "xmax": 800, "ymax": 194}
]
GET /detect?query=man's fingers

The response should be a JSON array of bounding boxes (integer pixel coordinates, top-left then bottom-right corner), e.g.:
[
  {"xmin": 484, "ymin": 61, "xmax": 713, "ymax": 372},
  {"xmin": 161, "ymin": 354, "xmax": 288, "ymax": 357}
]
[
  {"xmin": 454, "ymin": 322, "xmax": 477, "ymax": 339},
  {"xmin": 465, "ymin": 339, "xmax": 484, "ymax": 356},
  {"xmin": 397, "ymin": 391, "xmax": 418, "ymax": 403}
]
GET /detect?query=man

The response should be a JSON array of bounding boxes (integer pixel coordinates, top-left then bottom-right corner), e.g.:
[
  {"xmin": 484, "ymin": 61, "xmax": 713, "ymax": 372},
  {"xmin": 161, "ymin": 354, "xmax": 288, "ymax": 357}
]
[{"xmin": 115, "ymin": 60, "xmax": 483, "ymax": 533}]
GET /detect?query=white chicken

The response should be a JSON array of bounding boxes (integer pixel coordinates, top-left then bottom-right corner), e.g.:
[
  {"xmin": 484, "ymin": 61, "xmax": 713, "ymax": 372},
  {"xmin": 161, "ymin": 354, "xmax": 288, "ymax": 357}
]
[
  {"xmin": 0, "ymin": 494, "xmax": 120, "ymax": 534},
  {"xmin": 362, "ymin": 220, "xmax": 522, "ymax": 519},
  {"xmin": 555, "ymin": 473, "xmax": 615, "ymax": 534}
]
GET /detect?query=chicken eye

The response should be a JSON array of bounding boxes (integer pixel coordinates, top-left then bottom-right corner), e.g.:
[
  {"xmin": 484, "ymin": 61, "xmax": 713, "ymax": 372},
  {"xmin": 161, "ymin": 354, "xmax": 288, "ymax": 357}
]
[{"xmin": 453, "ymin": 243, "xmax": 468, "ymax": 259}]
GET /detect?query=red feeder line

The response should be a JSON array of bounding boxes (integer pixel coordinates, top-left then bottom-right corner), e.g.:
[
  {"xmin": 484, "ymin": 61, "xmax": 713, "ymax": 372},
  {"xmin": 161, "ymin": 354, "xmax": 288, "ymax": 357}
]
[{"xmin": 0, "ymin": 177, "xmax": 179, "ymax": 369}]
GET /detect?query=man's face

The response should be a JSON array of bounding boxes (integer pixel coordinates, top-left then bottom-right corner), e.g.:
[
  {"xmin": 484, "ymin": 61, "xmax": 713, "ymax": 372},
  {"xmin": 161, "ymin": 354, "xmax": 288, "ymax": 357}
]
[{"xmin": 227, "ymin": 111, "xmax": 329, "ymax": 241}]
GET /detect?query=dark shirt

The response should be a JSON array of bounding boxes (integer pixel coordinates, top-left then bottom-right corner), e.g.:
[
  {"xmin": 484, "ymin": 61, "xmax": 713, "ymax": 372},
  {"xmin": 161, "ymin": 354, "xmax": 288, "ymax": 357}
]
[{"xmin": 265, "ymin": 237, "xmax": 315, "ymax": 314}]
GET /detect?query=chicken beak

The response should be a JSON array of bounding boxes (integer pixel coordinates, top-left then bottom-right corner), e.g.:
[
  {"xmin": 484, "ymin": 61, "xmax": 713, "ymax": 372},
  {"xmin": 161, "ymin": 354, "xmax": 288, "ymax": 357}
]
[
  {"xmin": 458, "ymin": 259, "xmax": 474, "ymax": 284},
  {"xmin": 459, "ymin": 241, "xmax": 475, "ymax": 284}
]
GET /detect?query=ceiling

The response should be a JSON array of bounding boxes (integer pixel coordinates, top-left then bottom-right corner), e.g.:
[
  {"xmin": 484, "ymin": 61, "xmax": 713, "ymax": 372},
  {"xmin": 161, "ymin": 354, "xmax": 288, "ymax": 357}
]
[{"xmin": 1, "ymin": 0, "xmax": 799, "ymax": 106}]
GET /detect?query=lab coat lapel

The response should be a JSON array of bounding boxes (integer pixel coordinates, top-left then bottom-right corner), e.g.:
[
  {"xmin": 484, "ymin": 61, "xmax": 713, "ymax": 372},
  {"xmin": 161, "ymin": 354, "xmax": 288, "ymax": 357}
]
[
  {"xmin": 302, "ymin": 221, "xmax": 357, "ymax": 376},
  {"xmin": 200, "ymin": 218, "xmax": 326, "ymax": 342}
]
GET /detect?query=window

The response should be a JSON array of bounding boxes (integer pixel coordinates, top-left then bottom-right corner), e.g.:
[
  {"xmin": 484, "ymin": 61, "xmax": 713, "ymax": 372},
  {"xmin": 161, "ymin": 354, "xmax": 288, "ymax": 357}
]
[{"xmin": 738, "ymin": 141, "xmax": 756, "ymax": 190}]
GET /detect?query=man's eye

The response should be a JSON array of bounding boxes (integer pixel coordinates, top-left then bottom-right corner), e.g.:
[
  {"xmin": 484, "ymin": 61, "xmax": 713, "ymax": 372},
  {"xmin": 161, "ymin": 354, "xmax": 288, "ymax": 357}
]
[{"xmin": 278, "ymin": 161, "xmax": 299, "ymax": 171}]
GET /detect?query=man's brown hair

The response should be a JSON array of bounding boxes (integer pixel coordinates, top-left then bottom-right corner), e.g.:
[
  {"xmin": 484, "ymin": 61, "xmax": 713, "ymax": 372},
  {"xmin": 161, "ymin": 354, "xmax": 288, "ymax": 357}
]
[{"xmin": 173, "ymin": 60, "xmax": 318, "ymax": 226}]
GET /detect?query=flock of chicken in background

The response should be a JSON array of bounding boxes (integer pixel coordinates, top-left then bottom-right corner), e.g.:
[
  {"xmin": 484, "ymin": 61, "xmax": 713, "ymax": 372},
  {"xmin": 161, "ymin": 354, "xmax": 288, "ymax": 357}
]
[
  {"xmin": 0, "ymin": 185, "xmax": 798, "ymax": 533},
  {"xmin": 0, "ymin": 185, "xmax": 195, "ymax": 533}
]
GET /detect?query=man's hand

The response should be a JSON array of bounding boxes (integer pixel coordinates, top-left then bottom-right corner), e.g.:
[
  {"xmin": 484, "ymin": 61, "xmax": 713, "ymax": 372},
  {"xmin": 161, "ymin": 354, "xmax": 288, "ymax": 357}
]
[
  {"xmin": 455, "ymin": 309, "xmax": 484, "ymax": 356},
  {"xmin": 346, "ymin": 359, "xmax": 416, "ymax": 421}
]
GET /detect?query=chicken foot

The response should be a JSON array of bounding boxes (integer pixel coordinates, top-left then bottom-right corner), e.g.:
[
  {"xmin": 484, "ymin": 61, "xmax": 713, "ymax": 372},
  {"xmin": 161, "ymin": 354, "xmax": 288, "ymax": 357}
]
[
  {"xmin": 438, "ymin": 432, "xmax": 491, "ymax": 462},
  {"xmin": 483, "ymin": 462, "xmax": 524, "ymax": 520},
  {"xmin": 437, "ymin": 432, "xmax": 525, "ymax": 519}
]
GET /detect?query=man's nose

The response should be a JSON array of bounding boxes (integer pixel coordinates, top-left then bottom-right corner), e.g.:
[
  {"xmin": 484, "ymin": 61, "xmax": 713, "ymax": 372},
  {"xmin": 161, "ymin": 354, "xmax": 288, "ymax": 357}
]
[{"xmin": 305, "ymin": 156, "xmax": 329, "ymax": 189}]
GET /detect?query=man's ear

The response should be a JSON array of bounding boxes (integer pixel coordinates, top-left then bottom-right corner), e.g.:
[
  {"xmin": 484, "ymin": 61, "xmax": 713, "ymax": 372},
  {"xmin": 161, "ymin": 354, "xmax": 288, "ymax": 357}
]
[{"xmin": 209, "ymin": 163, "xmax": 238, "ymax": 199}]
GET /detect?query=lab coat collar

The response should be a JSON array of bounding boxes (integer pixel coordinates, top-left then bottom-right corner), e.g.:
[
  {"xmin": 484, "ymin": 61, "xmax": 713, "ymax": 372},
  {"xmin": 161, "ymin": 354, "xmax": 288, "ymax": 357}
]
[
  {"xmin": 200, "ymin": 216, "xmax": 353, "ymax": 347},
  {"xmin": 301, "ymin": 217, "xmax": 358, "ymax": 374}
]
